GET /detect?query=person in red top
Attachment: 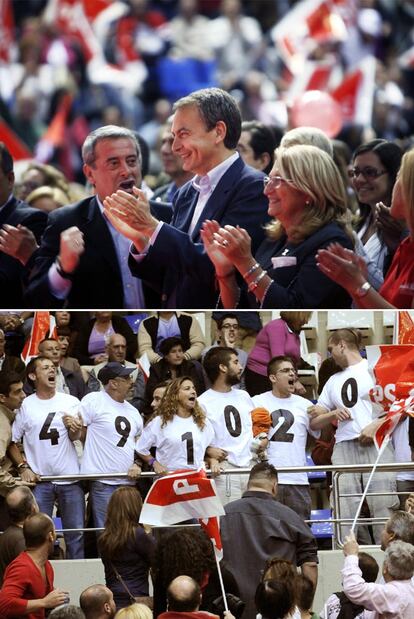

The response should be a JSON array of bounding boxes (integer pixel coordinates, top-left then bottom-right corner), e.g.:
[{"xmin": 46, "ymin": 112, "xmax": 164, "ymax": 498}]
[
  {"xmin": 316, "ymin": 147, "xmax": 414, "ymax": 309},
  {"xmin": 0, "ymin": 513, "xmax": 68, "ymax": 619}
]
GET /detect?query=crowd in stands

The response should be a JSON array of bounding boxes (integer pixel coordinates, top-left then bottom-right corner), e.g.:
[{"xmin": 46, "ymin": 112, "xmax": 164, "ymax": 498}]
[{"xmin": 0, "ymin": 310, "xmax": 413, "ymax": 617}]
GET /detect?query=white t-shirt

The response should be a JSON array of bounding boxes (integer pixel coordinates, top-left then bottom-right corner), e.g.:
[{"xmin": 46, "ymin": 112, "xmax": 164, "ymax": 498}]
[
  {"xmin": 12, "ymin": 392, "xmax": 81, "ymax": 484},
  {"xmin": 198, "ymin": 388, "xmax": 254, "ymax": 467},
  {"xmin": 392, "ymin": 417, "xmax": 414, "ymax": 482},
  {"xmin": 80, "ymin": 391, "xmax": 143, "ymax": 485},
  {"xmin": 318, "ymin": 359, "xmax": 374, "ymax": 443},
  {"xmin": 252, "ymin": 391, "xmax": 319, "ymax": 485},
  {"xmin": 136, "ymin": 414, "xmax": 214, "ymax": 472}
]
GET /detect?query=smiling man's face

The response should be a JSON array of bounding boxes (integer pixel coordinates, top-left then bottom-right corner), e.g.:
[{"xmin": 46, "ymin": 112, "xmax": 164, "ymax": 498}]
[{"xmin": 83, "ymin": 137, "xmax": 141, "ymax": 201}]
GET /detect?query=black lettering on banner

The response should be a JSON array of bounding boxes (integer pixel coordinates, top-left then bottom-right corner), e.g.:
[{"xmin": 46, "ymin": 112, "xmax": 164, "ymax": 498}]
[
  {"xmin": 224, "ymin": 405, "xmax": 242, "ymax": 437},
  {"xmin": 181, "ymin": 431, "xmax": 194, "ymax": 465},
  {"xmin": 341, "ymin": 377, "xmax": 358, "ymax": 408},
  {"xmin": 39, "ymin": 412, "xmax": 60, "ymax": 445},
  {"xmin": 115, "ymin": 416, "xmax": 131, "ymax": 447},
  {"xmin": 269, "ymin": 409, "xmax": 295, "ymax": 443}
]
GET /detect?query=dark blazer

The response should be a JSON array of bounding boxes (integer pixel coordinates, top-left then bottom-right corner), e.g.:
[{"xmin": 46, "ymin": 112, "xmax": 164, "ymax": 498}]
[
  {"xmin": 170, "ymin": 156, "xmax": 269, "ymax": 248},
  {"xmin": 129, "ymin": 159, "xmax": 270, "ymax": 308},
  {"xmin": 0, "ymin": 197, "xmax": 47, "ymax": 307},
  {"xmin": 72, "ymin": 314, "xmax": 137, "ymax": 365},
  {"xmin": 0, "ymin": 354, "xmax": 25, "ymax": 378},
  {"xmin": 252, "ymin": 221, "xmax": 353, "ymax": 309},
  {"xmin": 25, "ymin": 197, "xmax": 125, "ymax": 309}
]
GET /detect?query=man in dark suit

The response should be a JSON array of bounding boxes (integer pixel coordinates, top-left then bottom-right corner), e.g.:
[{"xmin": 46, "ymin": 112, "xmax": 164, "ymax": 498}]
[
  {"xmin": 104, "ymin": 88, "xmax": 270, "ymax": 308},
  {"xmin": 24, "ymin": 126, "xmax": 145, "ymax": 309},
  {"xmin": 0, "ymin": 143, "xmax": 47, "ymax": 307}
]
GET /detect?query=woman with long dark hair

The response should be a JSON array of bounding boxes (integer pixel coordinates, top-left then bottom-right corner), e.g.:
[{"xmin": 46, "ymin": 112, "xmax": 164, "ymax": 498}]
[{"xmin": 99, "ymin": 486, "xmax": 155, "ymax": 610}]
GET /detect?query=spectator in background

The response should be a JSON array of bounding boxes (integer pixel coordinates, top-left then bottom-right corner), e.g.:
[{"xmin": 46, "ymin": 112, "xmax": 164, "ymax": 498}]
[
  {"xmin": 0, "ymin": 143, "xmax": 47, "ymax": 308},
  {"xmin": 152, "ymin": 123, "xmax": 195, "ymax": 205},
  {"xmin": 80, "ymin": 585, "xmax": 117, "ymax": 619},
  {"xmin": 203, "ymin": 313, "xmax": 248, "ymax": 379},
  {"xmin": 57, "ymin": 326, "xmax": 82, "ymax": 374},
  {"xmin": 144, "ymin": 337, "xmax": 206, "ymax": 411},
  {"xmin": 138, "ymin": 312, "xmax": 205, "ymax": 364},
  {"xmin": 350, "ymin": 139, "xmax": 404, "ymax": 284},
  {"xmin": 244, "ymin": 312, "xmax": 312, "ymax": 396},
  {"xmin": 237, "ymin": 121, "xmax": 277, "ymax": 175},
  {"xmin": 0, "ymin": 329, "xmax": 25, "ymax": 376},
  {"xmin": 168, "ymin": 0, "xmax": 214, "ymax": 62},
  {"xmin": 0, "ymin": 513, "xmax": 69, "ymax": 618},
  {"xmin": 73, "ymin": 312, "xmax": 137, "ymax": 366},
  {"xmin": 26, "ymin": 186, "xmax": 70, "ymax": 213},
  {"xmin": 0, "ymin": 486, "xmax": 39, "ymax": 586},
  {"xmin": 18, "ymin": 162, "xmax": 74, "ymax": 203},
  {"xmin": 99, "ymin": 486, "xmax": 155, "ymax": 609}
]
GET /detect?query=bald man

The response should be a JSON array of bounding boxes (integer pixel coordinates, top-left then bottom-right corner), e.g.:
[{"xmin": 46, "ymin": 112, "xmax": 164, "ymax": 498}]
[{"xmin": 79, "ymin": 585, "xmax": 116, "ymax": 619}]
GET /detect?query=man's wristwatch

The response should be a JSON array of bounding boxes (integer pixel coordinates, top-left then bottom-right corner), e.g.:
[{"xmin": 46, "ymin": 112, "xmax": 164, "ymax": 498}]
[{"xmin": 353, "ymin": 281, "xmax": 372, "ymax": 298}]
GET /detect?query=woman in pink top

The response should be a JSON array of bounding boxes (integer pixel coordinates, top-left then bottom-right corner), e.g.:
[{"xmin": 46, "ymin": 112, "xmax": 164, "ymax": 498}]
[
  {"xmin": 245, "ymin": 311, "xmax": 312, "ymax": 396},
  {"xmin": 342, "ymin": 533, "xmax": 414, "ymax": 619}
]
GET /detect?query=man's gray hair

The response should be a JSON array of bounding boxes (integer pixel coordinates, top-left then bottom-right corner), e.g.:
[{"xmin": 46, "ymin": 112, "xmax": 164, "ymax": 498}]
[
  {"xmin": 82, "ymin": 125, "xmax": 141, "ymax": 166},
  {"xmin": 173, "ymin": 88, "xmax": 241, "ymax": 150},
  {"xmin": 384, "ymin": 540, "xmax": 414, "ymax": 580},
  {"xmin": 386, "ymin": 510, "xmax": 414, "ymax": 544}
]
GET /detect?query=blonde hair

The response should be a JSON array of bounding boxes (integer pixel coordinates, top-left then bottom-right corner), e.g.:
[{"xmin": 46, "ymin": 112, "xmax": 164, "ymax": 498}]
[
  {"xmin": 26, "ymin": 185, "xmax": 70, "ymax": 208},
  {"xmin": 398, "ymin": 148, "xmax": 414, "ymax": 233},
  {"xmin": 266, "ymin": 144, "xmax": 352, "ymax": 243},
  {"xmin": 279, "ymin": 311, "xmax": 312, "ymax": 331},
  {"xmin": 115, "ymin": 604, "xmax": 152, "ymax": 619},
  {"xmin": 281, "ymin": 127, "xmax": 333, "ymax": 157}
]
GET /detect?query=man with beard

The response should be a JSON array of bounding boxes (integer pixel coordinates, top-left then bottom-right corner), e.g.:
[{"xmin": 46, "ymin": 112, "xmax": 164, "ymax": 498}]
[
  {"xmin": 309, "ymin": 328, "xmax": 398, "ymax": 543},
  {"xmin": 10, "ymin": 357, "xmax": 84, "ymax": 559},
  {"xmin": 200, "ymin": 347, "xmax": 254, "ymax": 504},
  {"xmin": 252, "ymin": 356, "xmax": 321, "ymax": 520},
  {"xmin": 0, "ymin": 513, "xmax": 68, "ymax": 618}
]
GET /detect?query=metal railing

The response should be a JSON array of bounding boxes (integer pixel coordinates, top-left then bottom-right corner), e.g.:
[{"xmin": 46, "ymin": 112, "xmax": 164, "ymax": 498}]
[{"xmin": 33, "ymin": 461, "xmax": 414, "ymax": 549}]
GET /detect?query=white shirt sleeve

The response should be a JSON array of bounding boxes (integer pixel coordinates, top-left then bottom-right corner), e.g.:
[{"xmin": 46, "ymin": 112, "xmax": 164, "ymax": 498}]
[{"xmin": 48, "ymin": 263, "xmax": 72, "ymax": 299}]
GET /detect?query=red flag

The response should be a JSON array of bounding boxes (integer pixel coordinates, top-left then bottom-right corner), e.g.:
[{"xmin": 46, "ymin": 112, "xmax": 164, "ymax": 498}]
[
  {"xmin": 271, "ymin": 0, "xmax": 347, "ymax": 74},
  {"xmin": 330, "ymin": 55, "xmax": 376, "ymax": 127},
  {"xmin": 398, "ymin": 311, "xmax": 414, "ymax": 345},
  {"xmin": 374, "ymin": 397, "xmax": 414, "ymax": 450},
  {"xmin": 366, "ymin": 344, "xmax": 414, "ymax": 415},
  {"xmin": 35, "ymin": 93, "xmax": 73, "ymax": 162},
  {"xmin": 0, "ymin": 0, "xmax": 14, "ymax": 62},
  {"xmin": 200, "ymin": 516, "xmax": 223, "ymax": 560},
  {"xmin": 21, "ymin": 312, "xmax": 57, "ymax": 363},
  {"xmin": 139, "ymin": 468, "xmax": 224, "ymax": 526},
  {"xmin": 0, "ymin": 119, "xmax": 33, "ymax": 160}
]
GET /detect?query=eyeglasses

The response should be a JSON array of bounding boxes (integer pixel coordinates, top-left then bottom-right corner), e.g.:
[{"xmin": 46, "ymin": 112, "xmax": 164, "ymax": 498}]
[
  {"xmin": 221, "ymin": 324, "xmax": 239, "ymax": 330},
  {"xmin": 348, "ymin": 167, "xmax": 387, "ymax": 180},
  {"xmin": 263, "ymin": 175, "xmax": 294, "ymax": 191}
]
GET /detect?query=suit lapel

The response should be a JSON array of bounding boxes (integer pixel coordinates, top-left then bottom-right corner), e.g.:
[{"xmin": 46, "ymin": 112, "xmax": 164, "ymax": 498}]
[
  {"xmin": 0, "ymin": 196, "xmax": 17, "ymax": 228},
  {"xmin": 190, "ymin": 158, "xmax": 243, "ymax": 241},
  {"xmin": 171, "ymin": 185, "xmax": 198, "ymax": 232}
]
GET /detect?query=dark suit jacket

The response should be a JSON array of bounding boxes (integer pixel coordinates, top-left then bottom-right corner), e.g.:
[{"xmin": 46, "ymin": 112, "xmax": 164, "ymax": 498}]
[
  {"xmin": 24, "ymin": 197, "xmax": 125, "ymax": 309},
  {"xmin": 129, "ymin": 158, "xmax": 270, "ymax": 308},
  {"xmin": 0, "ymin": 355, "xmax": 25, "ymax": 378},
  {"xmin": 252, "ymin": 221, "xmax": 353, "ymax": 309},
  {"xmin": 0, "ymin": 197, "xmax": 47, "ymax": 307},
  {"xmin": 170, "ymin": 156, "xmax": 269, "ymax": 248}
]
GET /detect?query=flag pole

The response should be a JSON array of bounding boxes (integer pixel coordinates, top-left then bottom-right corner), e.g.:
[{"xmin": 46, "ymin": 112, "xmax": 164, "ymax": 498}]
[
  {"xmin": 212, "ymin": 542, "xmax": 229, "ymax": 613},
  {"xmin": 350, "ymin": 436, "xmax": 389, "ymax": 534}
]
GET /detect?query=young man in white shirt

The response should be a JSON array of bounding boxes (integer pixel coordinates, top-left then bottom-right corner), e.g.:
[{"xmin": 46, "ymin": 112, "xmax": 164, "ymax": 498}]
[
  {"xmin": 309, "ymin": 329, "xmax": 398, "ymax": 543},
  {"xmin": 200, "ymin": 346, "xmax": 254, "ymax": 504},
  {"xmin": 11, "ymin": 356, "xmax": 84, "ymax": 559},
  {"xmin": 253, "ymin": 355, "xmax": 320, "ymax": 520},
  {"xmin": 78, "ymin": 362, "xmax": 143, "ymax": 529}
]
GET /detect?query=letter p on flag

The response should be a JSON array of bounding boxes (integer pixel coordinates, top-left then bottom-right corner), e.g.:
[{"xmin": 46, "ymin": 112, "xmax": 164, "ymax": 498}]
[{"xmin": 139, "ymin": 468, "xmax": 224, "ymax": 527}]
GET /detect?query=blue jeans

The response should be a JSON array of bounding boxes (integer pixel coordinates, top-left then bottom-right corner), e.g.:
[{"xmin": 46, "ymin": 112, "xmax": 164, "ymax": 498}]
[
  {"xmin": 33, "ymin": 482, "xmax": 85, "ymax": 559},
  {"xmin": 89, "ymin": 481, "xmax": 124, "ymax": 530}
]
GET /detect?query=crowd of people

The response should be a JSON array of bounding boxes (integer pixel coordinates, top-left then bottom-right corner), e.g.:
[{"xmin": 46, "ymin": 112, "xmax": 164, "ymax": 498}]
[{"xmin": 0, "ymin": 310, "xmax": 413, "ymax": 617}]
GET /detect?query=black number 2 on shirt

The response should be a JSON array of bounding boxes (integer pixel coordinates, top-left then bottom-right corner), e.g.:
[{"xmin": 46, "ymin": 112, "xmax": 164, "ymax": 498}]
[
  {"xmin": 269, "ymin": 409, "xmax": 295, "ymax": 443},
  {"xmin": 115, "ymin": 416, "xmax": 131, "ymax": 447}
]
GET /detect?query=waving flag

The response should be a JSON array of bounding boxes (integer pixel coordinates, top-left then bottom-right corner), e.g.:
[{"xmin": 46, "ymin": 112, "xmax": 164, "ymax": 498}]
[
  {"xmin": 139, "ymin": 468, "xmax": 224, "ymax": 527},
  {"xmin": 366, "ymin": 344, "xmax": 414, "ymax": 415},
  {"xmin": 0, "ymin": 119, "xmax": 32, "ymax": 160},
  {"xmin": 0, "ymin": 0, "xmax": 14, "ymax": 63},
  {"xmin": 200, "ymin": 516, "xmax": 223, "ymax": 560},
  {"xmin": 374, "ymin": 397, "xmax": 414, "ymax": 451},
  {"xmin": 330, "ymin": 55, "xmax": 376, "ymax": 127},
  {"xmin": 398, "ymin": 311, "xmax": 414, "ymax": 345},
  {"xmin": 21, "ymin": 312, "xmax": 57, "ymax": 363}
]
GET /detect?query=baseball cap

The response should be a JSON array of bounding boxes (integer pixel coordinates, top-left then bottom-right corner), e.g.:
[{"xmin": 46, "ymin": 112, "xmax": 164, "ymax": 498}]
[{"xmin": 98, "ymin": 362, "xmax": 135, "ymax": 385}]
